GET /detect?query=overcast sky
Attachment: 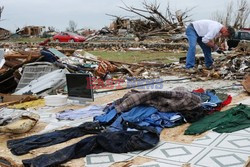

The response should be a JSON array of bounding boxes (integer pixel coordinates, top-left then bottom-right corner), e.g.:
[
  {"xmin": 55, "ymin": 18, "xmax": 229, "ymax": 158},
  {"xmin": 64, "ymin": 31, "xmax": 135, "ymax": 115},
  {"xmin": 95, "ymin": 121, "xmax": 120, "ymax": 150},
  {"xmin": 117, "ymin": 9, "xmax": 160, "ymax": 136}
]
[{"xmin": 0, "ymin": 0, "xmax": 249, "ymax": 32}]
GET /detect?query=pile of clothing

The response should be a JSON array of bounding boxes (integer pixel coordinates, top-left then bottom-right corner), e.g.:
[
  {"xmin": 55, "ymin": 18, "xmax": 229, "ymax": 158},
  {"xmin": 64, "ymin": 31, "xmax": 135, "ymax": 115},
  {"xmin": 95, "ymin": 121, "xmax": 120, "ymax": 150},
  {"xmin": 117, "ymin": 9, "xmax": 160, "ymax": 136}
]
[
  {"xmin": 185, "ymin": 104, "xmax": 250, "ymax": 134},
  {"xmin": 192, "ymin": 88, "xmax": 232, "ymax": 113},
  {"xmin": 6, "ymin": 87, "xmax": 236, "ymax": 167}
]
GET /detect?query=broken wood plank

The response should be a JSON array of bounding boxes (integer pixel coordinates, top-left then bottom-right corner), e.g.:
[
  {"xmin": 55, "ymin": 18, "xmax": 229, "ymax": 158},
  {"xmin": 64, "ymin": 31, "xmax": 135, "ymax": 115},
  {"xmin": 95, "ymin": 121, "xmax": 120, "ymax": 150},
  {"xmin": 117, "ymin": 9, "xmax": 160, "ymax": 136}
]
[
  {"xmin": 0, "ymin": 101, "xmax": 19, "ymax": 108},
  {"xmin": 109, "ymin": 60, "xmax": 143, "ymax": 67},
  {"xmin": 122, "ymin": 65, "xmax": 135, "ymax": 76},
  {"xmin": 72, "ymin": 55, "xmax": 100, "ymax": 63},
  {"xmin": 133, "ymin": 67, "xmax": 144, "ymax": 76},
  {"xmin": 5, "ymin": 54, "xmax": 40, "ymax": 60},
  {"xmin": 244, "ymin": 157, "xmax": 250, "ymax": 167}
]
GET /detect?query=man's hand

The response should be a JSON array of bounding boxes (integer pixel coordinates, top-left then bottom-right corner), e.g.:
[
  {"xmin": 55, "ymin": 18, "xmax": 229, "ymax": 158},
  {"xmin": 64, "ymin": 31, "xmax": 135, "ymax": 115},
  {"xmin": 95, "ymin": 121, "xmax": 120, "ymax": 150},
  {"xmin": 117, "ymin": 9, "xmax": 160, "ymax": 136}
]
[
  {"xmin": 213, "ymin": 45, "xmax": 225, "ymax": 54},
  {"xmin": 213, "ymin": 45, "xmax": 219, "ymax": 52},
  {"xmin": 216, "ymin": 49, "xmax": 225, "ymax": 54}
]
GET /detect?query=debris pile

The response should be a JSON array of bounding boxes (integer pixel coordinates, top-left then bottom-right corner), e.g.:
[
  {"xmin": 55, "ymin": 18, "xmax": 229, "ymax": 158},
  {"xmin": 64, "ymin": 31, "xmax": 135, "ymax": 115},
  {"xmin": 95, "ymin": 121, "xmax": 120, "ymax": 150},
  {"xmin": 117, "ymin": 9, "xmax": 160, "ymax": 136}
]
[
  {"xmin": 105, "ymin": 1, "xmax": 192, "ymax": 40},
  {"xmin": 215, "ymin": 53, "xmax": 250, "ymax": 80},
  {"xmin": 172, "ymin": 51, "xmax": 250, "ymax": 80},
  {"xmin": 0, "ymin": 49, "xmax": 41, "ymax": 93},
  {"xmin": 0, "ymin": 27, "xmax": 11, "ymax": 40},
  {"xmin": 16, "ymin": 26, "xmax": 46, "ymax": 37},
  {"xmin": 0, "ymin": 44, "xmax": 249, "ymax": 95}
]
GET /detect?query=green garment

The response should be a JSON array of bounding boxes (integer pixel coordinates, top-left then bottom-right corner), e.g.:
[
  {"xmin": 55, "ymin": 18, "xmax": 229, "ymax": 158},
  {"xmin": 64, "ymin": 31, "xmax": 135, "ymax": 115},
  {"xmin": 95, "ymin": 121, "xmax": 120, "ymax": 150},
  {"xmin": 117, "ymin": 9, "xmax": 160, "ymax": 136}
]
[{"xmin": 184, "ymin": 104, "xmax": 250, "ymax": 135}]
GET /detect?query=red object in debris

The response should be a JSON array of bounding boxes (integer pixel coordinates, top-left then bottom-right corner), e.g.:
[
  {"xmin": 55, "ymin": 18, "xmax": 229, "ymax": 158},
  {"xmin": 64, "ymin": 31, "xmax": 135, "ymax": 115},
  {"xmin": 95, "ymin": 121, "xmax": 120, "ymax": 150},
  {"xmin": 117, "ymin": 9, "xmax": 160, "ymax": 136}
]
[
  {"xmin": 53, "ymin": 32, "xmax": 86, "ymax": 42},
  {"xmin": 219, "ymin": 95, "xmax": 232, "ymax": 109},
  {"xmin": 192, "ymin": 88, "xmax": 205, "ymax": 93},
  {"xmin": 39, "ymin": 39, "xmax": 51, "ymax": 46},
  {"xmin": 240, "ymin": 28, "xmax": 250, "ymax": 31},
  {"xmin": 95, "ymin": 60, "xmax": 117, "ymax": 78},
  {"xmin": 209, "ymin": 95, "xmax": 232, "ymax": 114}
]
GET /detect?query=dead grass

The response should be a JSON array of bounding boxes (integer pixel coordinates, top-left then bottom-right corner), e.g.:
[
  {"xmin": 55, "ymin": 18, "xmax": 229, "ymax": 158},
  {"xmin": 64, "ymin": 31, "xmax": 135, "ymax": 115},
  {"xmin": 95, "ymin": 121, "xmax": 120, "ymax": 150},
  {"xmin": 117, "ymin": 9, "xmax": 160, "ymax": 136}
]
[{"xmin": 88, "ymin": 50, "xmax": 186, "ymax": 64}]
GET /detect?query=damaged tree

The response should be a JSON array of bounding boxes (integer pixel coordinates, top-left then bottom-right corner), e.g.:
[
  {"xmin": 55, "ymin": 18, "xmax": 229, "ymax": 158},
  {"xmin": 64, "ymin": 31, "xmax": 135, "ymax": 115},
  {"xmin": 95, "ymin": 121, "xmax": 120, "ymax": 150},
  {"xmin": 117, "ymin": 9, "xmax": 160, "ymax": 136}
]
[
  {"xmin": 66, "ymin": 20, "xmax": 78, "ymax": 33},
  {"xmin": 108, "ymin": 1, "xmax": 193, "ymax": 38},
  {"xmin": 0, "ymin": 6, "xmax": 4, "ymax": 20}
]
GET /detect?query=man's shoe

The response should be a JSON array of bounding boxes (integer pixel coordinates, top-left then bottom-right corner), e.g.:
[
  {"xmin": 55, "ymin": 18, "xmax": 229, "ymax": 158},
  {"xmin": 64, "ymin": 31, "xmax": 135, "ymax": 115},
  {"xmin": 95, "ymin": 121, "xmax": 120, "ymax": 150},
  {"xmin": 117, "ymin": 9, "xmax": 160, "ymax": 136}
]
[{"xmin": 185, "ymin": 68, "xmax": 196, "ymax": 74}]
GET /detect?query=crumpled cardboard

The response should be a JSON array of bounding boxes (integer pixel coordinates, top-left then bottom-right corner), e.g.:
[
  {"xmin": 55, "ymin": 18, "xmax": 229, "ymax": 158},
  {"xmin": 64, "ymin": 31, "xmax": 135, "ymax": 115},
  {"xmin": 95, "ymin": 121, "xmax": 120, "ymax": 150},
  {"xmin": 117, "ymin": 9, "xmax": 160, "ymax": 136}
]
[{"xmin": 242, "ymin": 75, "xmax": 250, "ymax": 93}]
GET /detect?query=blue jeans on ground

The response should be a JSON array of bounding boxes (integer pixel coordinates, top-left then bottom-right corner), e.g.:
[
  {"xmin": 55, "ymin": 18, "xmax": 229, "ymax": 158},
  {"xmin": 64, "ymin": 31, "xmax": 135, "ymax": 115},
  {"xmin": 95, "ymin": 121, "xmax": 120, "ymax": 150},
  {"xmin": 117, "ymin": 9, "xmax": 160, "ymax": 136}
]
[
  {"xmin": 185, "ymin": 24, "xmax": 213, "ymax": 69},
  {"xmin": 7, "ymin": 122, "xmax": 103, "ymax": 155},
  {"xmin": 22, "ymin": 131, "xmax": 159, "ymax": 167}
]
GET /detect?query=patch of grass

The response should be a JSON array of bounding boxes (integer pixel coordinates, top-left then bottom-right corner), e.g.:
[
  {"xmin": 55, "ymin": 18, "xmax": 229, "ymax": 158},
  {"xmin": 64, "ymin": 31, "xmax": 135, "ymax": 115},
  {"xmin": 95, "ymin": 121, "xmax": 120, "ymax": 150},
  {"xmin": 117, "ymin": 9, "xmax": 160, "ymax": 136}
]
[
  {"xmin": 5, "ymin": 37, "xmax": 45, "ymax": 43},
  {"xmin": 88, "ymin": 50, "xmax": 186, "ymax": 64}
]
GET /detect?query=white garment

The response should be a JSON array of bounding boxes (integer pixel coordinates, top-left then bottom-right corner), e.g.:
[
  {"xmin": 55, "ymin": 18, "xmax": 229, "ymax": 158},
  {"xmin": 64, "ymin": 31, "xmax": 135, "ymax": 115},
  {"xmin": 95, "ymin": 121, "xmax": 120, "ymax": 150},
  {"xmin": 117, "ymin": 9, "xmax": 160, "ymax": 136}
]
[
  {"xmin": 192, "ymin": 20, "xmax": 223, "ymax": 43},
  {"xmin": 56, "ymin": 105, "xmax": 105, "ymax": 120}
]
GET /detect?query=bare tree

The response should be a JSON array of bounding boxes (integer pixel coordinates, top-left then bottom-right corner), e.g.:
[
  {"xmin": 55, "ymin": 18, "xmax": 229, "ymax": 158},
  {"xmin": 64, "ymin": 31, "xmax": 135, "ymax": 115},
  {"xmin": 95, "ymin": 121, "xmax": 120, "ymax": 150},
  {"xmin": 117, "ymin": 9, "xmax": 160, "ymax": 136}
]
[
  {"xmin": 233, "ymin": 0, "xmax": 250, "ymax": 29},
  {"xmin": 48, "ymin": 26, "xmax": 55, "ymax": 32},
  {"xmin": 225, "ymin": 1, "xmax": 233, "ymax": 25},
  {"xmin": 211, "ymin": 0, "xmax": 250, "ymax": 29},
  {"xmin": 174, "ymin": 7, "xmax": 194, "ymax": 26},
  {"xmin": 66, "ymin": 20, "xmax": 77, "ymax": 32},
  {"xmin": 0, "ymin": 6, "xmax": 4, "ymax": 20},
  {"xmin": 123, "ymin": 1, "xmax": 193, "ymax": 27},
  {"xmin": 211, "ymin": 11, "xmax": 224, "ymax": 24}
]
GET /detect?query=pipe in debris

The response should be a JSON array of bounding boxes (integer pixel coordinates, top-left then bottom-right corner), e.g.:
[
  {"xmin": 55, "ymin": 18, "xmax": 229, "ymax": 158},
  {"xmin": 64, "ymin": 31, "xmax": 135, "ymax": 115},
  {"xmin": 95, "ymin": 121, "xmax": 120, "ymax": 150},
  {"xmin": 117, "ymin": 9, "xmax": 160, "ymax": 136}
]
[
  {"xmin": 95, "ymin": 79, "xmax": 243, "ymax": 94},
  {"xmin": 95, "ymin": 77, "xmax": 191, "ymax": 94}
]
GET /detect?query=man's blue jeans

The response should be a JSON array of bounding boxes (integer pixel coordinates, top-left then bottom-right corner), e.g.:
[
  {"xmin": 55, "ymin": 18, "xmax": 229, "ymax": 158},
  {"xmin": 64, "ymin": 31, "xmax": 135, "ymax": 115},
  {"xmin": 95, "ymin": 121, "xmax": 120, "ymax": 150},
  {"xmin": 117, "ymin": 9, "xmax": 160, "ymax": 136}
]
[{"xmin": 185, "ymin": 24, "xmax": 213, "ymax": 69}]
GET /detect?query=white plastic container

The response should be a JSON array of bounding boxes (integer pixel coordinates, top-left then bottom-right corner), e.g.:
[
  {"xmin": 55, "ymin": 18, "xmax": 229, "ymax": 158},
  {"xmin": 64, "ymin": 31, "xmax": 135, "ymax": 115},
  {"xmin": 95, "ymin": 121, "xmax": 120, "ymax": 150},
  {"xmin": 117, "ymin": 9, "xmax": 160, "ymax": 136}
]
[{"xmin": 44, "ymin": 95, "xmax": 68, "ymax": 106}]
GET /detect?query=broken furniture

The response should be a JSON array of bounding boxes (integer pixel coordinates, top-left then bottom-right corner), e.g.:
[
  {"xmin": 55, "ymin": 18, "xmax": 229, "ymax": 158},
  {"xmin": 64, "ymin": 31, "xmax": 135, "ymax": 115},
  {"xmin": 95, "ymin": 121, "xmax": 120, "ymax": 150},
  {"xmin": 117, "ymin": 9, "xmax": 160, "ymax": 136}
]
[
  {"xmin": 14, "ymin": 69, "xmax": 68, "ymax": 96},
  {"xmin": 15, "ymin": 62, "xmax": 58, "ymax": 91}
]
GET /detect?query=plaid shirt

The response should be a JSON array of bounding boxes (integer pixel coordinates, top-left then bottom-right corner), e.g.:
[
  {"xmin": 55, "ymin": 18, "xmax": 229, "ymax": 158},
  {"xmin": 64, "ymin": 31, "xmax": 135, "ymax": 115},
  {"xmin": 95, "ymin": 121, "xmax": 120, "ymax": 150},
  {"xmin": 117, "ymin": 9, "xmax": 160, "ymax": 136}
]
[{"xmin": 114, "ymin": 87, "xmax": 201, "ymax": 113}]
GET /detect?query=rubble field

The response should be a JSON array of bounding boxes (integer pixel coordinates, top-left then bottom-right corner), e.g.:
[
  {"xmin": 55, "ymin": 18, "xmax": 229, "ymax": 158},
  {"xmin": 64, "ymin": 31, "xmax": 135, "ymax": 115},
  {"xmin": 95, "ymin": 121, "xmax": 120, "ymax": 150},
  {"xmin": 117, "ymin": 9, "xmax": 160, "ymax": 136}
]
[{"xmin": 0, "ymin": 19, "xmax": 249, "ymax": 167}]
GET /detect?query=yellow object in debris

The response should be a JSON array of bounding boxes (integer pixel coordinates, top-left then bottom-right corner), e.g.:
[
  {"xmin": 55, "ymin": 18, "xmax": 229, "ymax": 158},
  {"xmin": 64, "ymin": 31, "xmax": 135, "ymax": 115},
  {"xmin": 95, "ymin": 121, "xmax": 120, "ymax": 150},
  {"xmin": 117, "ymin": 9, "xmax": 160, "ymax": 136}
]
[{"xmin": 8, "ymin": 99, "xmax": 45, "ymax": 109}]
